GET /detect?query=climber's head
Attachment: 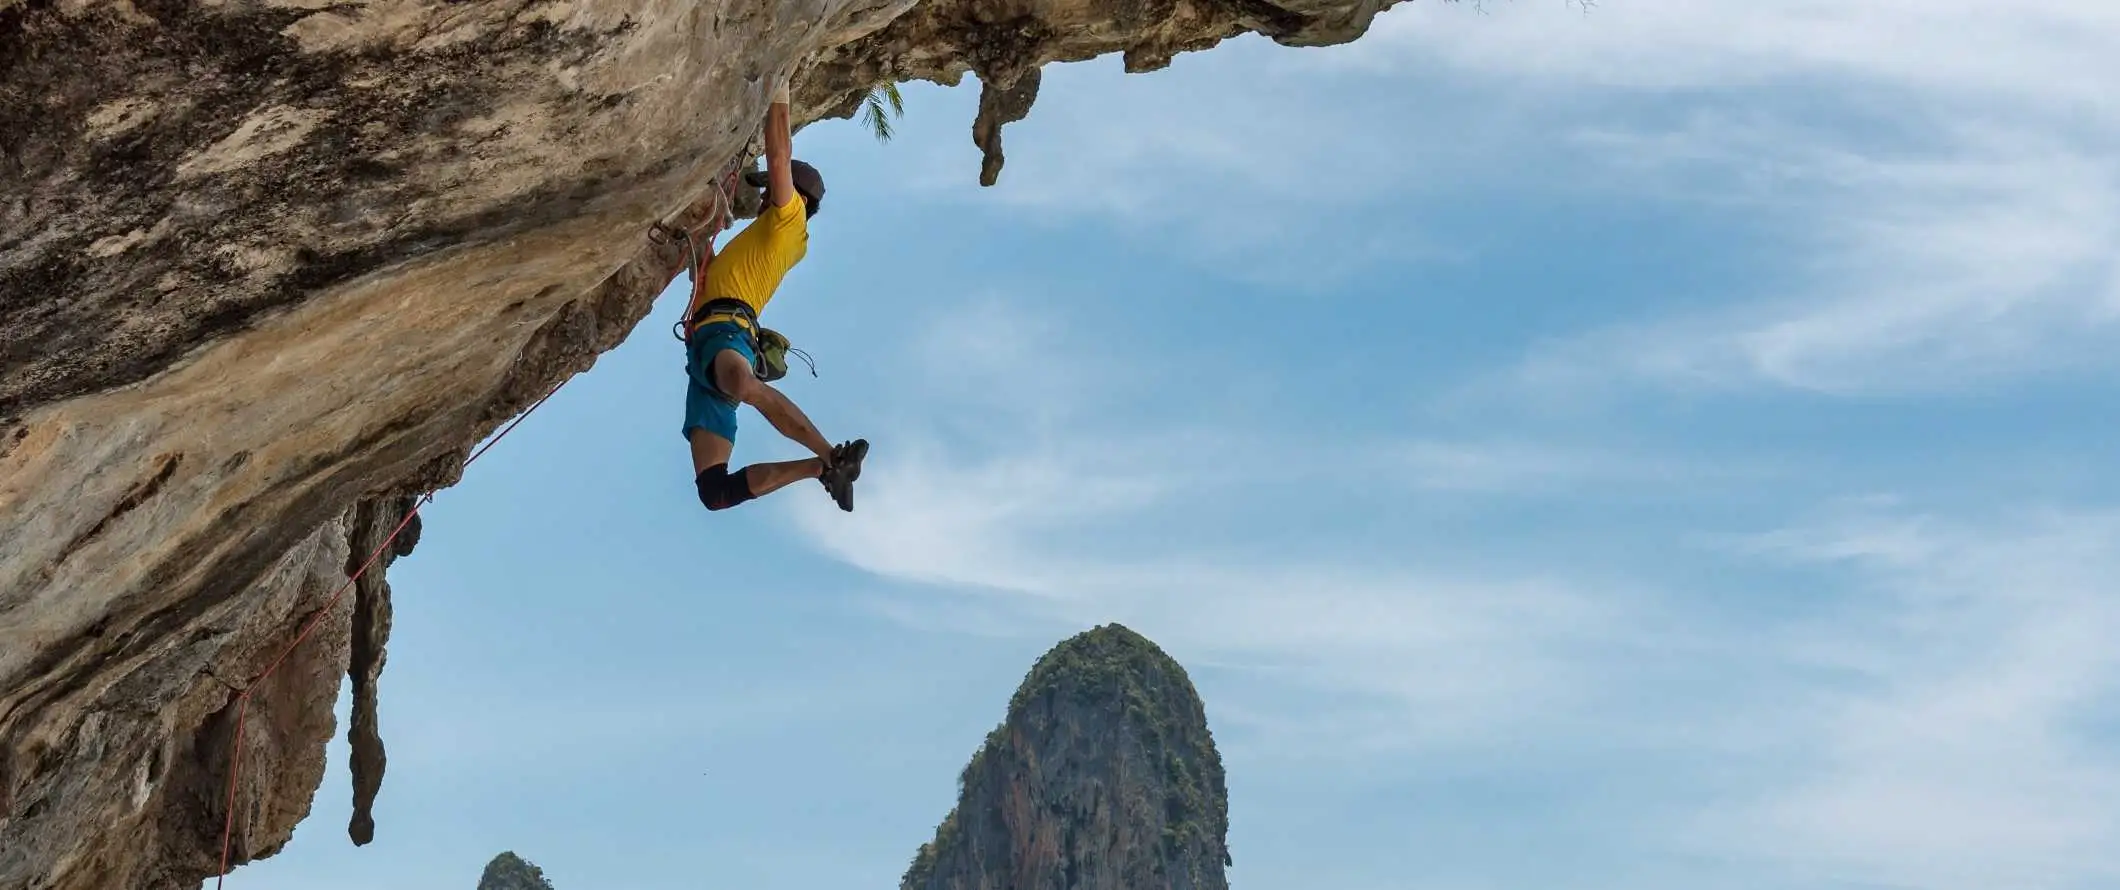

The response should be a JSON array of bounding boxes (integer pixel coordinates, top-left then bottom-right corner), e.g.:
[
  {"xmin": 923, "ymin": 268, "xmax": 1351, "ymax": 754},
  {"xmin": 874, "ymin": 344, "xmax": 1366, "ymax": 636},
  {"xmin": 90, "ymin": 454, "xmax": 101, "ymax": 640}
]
[
  {"xmin": 790, "ymin": 159, "xmax": 825, "ymax": 218},
  {"xmin": 745, "ymin": 161, "xmax": 825, "ymax": 218}
]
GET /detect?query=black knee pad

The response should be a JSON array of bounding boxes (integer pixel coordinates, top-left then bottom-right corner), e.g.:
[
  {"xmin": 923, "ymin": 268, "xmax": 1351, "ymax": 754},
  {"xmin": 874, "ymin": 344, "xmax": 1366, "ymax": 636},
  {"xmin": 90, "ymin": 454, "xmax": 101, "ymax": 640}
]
[{"xmin": 695, "ymin": 463, "xmax": 756, "ymax": 511}]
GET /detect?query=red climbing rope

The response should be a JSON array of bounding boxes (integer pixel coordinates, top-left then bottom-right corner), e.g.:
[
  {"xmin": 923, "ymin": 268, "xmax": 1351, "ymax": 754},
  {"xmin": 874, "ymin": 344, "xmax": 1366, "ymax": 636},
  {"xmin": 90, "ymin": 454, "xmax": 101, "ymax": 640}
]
[{"xmin": 213, "ymin": 379, "xmax": 566, "ymax": 888}]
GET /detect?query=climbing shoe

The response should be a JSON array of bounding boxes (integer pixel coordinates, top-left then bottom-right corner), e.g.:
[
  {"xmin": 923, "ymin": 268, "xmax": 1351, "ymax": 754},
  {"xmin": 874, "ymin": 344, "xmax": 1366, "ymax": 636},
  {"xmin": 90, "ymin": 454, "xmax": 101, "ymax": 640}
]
[{"xmin": 819, "ymin": 438, "xmax": 868, "ymax": 512}]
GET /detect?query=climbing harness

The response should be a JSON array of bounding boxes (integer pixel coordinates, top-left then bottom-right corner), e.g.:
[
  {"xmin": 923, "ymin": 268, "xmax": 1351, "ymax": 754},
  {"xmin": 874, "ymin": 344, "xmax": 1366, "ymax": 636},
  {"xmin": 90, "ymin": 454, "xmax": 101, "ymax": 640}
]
[
  {"xmin": 664, "ymin": 170, "xmax": 818, "ymax": 386},
  {"xmin": 680, "ymin": 296, "xmax": 816, "ymax": 384},
  {"xmin": 214, "ymin": 379, "xmax": 566, "ymax": 890}
]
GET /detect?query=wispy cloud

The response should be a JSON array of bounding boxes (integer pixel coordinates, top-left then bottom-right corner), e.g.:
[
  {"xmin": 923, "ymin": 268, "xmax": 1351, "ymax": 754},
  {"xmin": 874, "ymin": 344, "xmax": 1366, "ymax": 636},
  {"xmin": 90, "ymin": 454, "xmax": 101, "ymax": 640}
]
[
  {"xmin": 1333, "ymin": 0, "xmax": 2120, "ymax": 398},
  {"xmin": 796, "ymin": 450, "xmax": 1637, "ymax": 749},
  {"xmin": 1687, "ymin": 501, "xmax": 2120, "ymax": 890},
  {"xmin": 1328, "ymin": 0, "xmax": 2120, "ymax": 117},
  {"xmin": 1496, "ymin": 117, "xmax": 2120, "ymax": 397},
  {"xmin": 781, "ymin": 297, "xmax": 1699, "ymax": 753}
]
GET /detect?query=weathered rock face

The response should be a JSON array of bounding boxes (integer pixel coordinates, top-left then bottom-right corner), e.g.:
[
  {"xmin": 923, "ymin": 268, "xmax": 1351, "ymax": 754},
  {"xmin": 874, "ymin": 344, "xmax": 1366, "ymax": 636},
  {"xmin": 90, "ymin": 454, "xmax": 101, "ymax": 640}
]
[
  {"xmin": 0, "ymin": 0, "xmax": 1396, "ymax": 885},
  {"xmin": 903, "ymin": 624, "xmax": 1230, "ymax": 890},
  {"xmin": 477, "ymin": 851, "xmax": 559, "ymax": 890}
]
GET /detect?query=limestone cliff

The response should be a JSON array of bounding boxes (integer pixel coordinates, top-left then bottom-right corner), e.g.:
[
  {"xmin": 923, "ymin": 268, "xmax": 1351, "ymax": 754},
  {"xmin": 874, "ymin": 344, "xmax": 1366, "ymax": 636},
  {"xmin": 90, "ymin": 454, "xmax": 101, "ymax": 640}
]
[
  {"xmin": 0, "ymin": 0, "xmax": 1399, "ymax": 885},
  {"xmin": 903, "ymin": 624, "xmax": 1230, "ymax": 890},
  {"xmin": 477, "ymin": 851, "xmax": 559, "ymax": 890}
]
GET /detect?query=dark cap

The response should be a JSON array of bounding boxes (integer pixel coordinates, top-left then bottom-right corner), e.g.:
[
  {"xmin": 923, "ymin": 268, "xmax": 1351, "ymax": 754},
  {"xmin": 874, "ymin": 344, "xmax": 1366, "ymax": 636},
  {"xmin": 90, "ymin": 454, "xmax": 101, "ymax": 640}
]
[
  {"xmin": 744, "ymin": 160, "xmax": 825, "ymax": 215},
  {"xmin": 790, "ymin": 159, "xmax": 825, "ymax": 211}
]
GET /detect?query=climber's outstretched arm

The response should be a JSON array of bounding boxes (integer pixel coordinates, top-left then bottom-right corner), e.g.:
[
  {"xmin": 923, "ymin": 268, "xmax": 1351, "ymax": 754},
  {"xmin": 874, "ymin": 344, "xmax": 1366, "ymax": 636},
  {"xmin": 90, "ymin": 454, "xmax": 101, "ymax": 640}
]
[{"xmin": 764, "ymin": 79, "xmax": 796, "ymax": 210}]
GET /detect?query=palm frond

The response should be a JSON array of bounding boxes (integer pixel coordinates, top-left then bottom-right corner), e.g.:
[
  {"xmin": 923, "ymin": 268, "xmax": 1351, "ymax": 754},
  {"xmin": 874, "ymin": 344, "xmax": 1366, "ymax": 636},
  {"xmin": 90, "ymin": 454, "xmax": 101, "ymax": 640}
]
[
  {"xmin": 861, "ymin": 81, "xmax": 905, "ymax": 143},
  {"xmin": 863, "ymin": 99, "xmax": 893, "ymax": 142}
]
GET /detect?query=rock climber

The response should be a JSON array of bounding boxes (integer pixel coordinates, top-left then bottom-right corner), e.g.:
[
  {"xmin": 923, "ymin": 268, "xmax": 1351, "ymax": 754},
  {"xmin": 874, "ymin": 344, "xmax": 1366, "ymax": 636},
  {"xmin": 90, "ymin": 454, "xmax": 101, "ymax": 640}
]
[{"xmin": 677, "ymin": 77, "xmax": 868, "ymax": 513}]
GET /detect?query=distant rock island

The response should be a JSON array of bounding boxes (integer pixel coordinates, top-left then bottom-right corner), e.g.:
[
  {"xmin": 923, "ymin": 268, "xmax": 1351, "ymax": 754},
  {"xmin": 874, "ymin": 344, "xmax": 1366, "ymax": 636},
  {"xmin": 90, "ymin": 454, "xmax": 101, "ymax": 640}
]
[
  {"xmin": 903, "ymin": 623, "xmax": 1231, "ymax": 890},
  {"xmin": 478, "ymin": 852, "xmax": 557, "ymax": 890}
]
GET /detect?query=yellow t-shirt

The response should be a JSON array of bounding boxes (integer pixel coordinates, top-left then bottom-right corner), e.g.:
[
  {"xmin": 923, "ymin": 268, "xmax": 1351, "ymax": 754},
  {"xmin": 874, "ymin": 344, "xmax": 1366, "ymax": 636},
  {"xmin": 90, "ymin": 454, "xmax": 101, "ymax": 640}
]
[{"xmin": 686, "ymin": 194, "xmax": 808, "ymax": 331}]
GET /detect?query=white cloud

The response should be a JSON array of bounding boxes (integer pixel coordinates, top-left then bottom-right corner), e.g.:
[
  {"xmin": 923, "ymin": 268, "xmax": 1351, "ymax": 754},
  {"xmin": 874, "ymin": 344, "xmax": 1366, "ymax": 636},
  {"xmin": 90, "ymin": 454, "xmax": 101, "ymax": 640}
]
[
  {"xmin": 794, "ymin": 445, "xmax": 1636, "ymax": 749},
  {"xmin": 1684, "ymin": 502, "xmax": 2120, "ymax": 890},
  {"xmin": 1492, "ymin": 117, "xmax": 2120, "ymax": 397},
  {"xmin": 1332, "ymin": 0, "xmax": 2120, "ymax": 397},
  {"xmin": 779, "ymin": 297, "xmax": 1689, "ymax": 753},
  {"xmin": 1334, "ymin": 0, "xmax": 2120, "ymax": 119}
]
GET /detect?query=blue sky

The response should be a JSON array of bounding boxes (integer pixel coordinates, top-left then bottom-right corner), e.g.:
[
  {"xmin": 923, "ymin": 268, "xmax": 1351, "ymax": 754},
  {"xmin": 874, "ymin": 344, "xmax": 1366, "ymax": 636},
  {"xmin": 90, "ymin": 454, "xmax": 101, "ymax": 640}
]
[{"xmin": 221, "ymin": 2, "xmax": 2120, "ymax": 889}]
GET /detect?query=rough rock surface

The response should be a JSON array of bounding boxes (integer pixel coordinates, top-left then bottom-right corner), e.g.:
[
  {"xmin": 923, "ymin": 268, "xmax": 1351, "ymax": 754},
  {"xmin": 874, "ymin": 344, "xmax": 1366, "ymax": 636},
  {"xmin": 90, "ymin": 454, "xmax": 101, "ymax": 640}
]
[
  {"xmin": 0, "ymin": 0, "xmax": 1401, "ymax": 884},
  {"xmin": 902, "ymin": 624, "xmax": 1230, "ymax": 890},
  {"xmin": 345, "ymin": 495, "xmax": 415, "ymax": 846},
  {"xmin": 477, "ymin": 851, "xmax": 559, "ymax": 890}
]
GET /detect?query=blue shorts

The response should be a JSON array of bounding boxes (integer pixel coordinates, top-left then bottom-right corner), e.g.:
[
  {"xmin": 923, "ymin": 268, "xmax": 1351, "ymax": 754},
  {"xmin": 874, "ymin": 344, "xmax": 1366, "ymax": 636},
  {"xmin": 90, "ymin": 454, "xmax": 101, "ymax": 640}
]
[{"xmin": 682, "ymin": 321, "xmax": 756, "ymax": 443}]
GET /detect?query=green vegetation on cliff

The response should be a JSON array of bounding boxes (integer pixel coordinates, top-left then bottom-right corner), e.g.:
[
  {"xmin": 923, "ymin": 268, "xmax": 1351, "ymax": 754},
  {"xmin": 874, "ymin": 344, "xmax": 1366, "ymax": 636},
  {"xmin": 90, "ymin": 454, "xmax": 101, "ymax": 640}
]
[
  {"xmin": 902, "ymin": 623, "xmax": 1229, "ymax": 890},
  {"xmin": 477, "ymin": 851, "xmax": 556, "ymax": 890}
]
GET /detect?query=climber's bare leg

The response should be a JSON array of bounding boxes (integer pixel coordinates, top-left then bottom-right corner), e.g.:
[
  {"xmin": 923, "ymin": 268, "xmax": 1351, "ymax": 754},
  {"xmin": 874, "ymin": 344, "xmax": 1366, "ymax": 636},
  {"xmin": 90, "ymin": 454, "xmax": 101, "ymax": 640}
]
[
  {"xmin": 688, "ymin": 427, "xmax": 734, "ymax": 476},
  {"xmin": 688, "ymin": 426, "xmax": 820, "ymax": 506},
  {"xmin": 712, "ymin": 348, "xmax": 833, "ymax": 461},
  {"xmin": 742, "ymin": 456, "xmax": 827, "ymax": 496}
]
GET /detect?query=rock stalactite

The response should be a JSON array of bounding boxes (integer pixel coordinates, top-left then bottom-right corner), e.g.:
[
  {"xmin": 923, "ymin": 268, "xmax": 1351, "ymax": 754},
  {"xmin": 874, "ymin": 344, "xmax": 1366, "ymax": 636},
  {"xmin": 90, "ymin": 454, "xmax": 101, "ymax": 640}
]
[
  {"xmin": 346, "ymin": 495, "xmax": 418, "ymax": 846},
  {"xmin": 973, "ymin": 67, "xmax": 1041, "ymax": 187}
]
